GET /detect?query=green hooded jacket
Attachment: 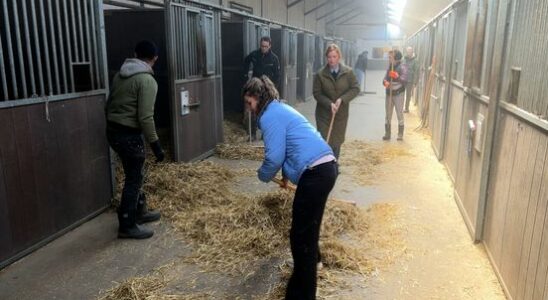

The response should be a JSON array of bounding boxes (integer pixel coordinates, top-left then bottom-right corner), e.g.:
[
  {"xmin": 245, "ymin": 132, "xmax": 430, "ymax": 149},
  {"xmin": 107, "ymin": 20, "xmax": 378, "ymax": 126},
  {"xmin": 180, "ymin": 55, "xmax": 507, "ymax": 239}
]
[
  {"xmin": 106, "ymin": 58, "xmax": 159, "ymax": 143},
  {"xmin": 313, "ymin": 63, "xmax": 360, "ymax": 147}
]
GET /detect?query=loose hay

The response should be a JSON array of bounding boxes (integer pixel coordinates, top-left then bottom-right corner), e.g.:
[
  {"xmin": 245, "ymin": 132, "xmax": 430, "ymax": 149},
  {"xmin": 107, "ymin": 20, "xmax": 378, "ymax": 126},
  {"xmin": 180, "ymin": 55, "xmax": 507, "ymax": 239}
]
[
  {"xmin": 99, "ymin": 266, "xmax": 169, "ymax": 300},
  {"xmin": 216, "ymin": 143, "xmax": 264, "ymax": 161},
  {"xmin": 216, "ymin": 119, "xmax": 264, "ymax": 161},
  {"xmin": 103, "ymin": 159, "xmax": 406, "ymax": 299},
  {"xmin": 341, "ymin": 140, "xmax": 411, "ymax": 185}
]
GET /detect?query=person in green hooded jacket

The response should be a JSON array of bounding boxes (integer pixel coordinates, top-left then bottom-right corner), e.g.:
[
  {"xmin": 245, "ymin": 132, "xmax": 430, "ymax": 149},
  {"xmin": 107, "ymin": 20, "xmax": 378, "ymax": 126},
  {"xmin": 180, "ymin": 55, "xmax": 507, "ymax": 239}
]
[
  {"xmin": 106, "ymin": 40, "xmax": 164, "ymax": 240},
  {"xmin": 313, "ymin": 43, "xmax": 360, "ymax": 159}
]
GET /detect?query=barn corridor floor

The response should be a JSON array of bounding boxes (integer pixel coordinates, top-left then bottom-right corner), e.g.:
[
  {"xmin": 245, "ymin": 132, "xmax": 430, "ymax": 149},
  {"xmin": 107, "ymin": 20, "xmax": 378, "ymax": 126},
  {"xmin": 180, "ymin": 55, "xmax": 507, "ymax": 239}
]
[
  {"xmin": 293, "ymin": 70, "xmax": 506, "ymax": 299},
  {"xmin": 0, "ymin": 71, "xmax": 505, "ymax": 299}
]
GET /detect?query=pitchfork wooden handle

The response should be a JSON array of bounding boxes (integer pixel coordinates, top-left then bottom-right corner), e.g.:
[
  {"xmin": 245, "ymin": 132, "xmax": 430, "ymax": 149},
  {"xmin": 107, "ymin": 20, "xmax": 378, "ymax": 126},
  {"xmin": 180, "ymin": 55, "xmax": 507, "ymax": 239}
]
[
  {"xmin": 326, "ymin": 110, "xmax": 336, "ymax": 144},
  {"xmin": 272, "ymin": 177, "xmax": 296, "ymax": 191}
]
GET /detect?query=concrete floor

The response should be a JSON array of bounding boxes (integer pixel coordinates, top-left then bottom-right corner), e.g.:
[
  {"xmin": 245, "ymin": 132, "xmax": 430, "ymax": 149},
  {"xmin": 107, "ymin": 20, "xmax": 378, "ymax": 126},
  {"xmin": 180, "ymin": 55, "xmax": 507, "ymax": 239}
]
[{"xmin": 0, "ymin": 71, "xmax": 506, "ymax": 299}]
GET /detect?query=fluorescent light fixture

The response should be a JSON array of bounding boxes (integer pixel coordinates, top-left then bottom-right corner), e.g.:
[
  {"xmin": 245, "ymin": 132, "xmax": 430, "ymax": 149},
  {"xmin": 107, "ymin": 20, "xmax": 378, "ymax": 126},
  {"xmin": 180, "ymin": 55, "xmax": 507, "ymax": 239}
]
[
  {"xmin": 386, "ymin": 0, "xmax": 407, "ymax": 22},
  {"xmin": 387, "ymin": 23, "xmax": 401, "ymax": 38}
]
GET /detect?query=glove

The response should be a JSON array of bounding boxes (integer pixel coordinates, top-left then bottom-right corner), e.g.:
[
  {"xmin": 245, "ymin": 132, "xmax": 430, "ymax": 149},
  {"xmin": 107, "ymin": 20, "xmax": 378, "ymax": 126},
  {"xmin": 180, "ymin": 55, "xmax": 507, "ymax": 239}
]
[
  {"xmin": 150, "ymin": 140, "xmax": 165, "ymax": 163},
  {"xmin": 389, "ymin": 71, "xmax": 399, "ymax": 79},
  {"xmin": 383, "ymin": 80, "xmax": 390, "ymax": 88}
]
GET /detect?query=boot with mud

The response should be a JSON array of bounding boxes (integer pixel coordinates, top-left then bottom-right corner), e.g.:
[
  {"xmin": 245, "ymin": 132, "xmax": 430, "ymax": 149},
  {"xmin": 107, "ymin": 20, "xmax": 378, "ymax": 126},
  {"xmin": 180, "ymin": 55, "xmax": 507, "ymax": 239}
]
[
  {"xmin": 118, "ymin": 209, "xmax": 154, "ymax": 239},
  {"xmin": 136, "ymin": 192, "xmax": 161, "ymax": 224},
  {"xmin": 382, "ymin": 124, "xmax": 391, "ymax": 141},
  {"xmin": 397, "ymin": 125, "xmax": 404, "ymax": 141}
]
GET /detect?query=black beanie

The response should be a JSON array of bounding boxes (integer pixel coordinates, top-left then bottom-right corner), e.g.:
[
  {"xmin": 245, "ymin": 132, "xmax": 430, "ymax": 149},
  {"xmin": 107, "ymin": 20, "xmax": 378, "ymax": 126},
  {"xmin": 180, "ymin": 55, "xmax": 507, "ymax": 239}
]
[{"xmin": 135, "ymin": 40, "xmax": 158, "ymax": 60}]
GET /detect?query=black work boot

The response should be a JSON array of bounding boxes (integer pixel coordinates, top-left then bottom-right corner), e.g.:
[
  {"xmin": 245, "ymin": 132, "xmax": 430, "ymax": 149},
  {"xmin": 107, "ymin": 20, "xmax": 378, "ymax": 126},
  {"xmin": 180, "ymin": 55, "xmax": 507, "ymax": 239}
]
[
  {"xmin": 397, "ymin": 125, "xmax": 404, "ymax": 141},
  {"xmin": 382, "ymin": 124, "xmax": 391, "ymax": 141},
  {"xmin": 118, "ymin": 209, "xmax": 154, "ymax": 239},
  {"xmin": 136, "ymin": 192, "xmax": 161, "ymax": 224}
]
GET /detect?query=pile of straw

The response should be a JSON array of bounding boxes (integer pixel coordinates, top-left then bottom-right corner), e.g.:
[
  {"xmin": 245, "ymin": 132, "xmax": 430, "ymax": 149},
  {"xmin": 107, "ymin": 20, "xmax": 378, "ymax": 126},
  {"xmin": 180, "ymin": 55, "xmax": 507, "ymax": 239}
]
[
  {"xmin": 99, "ymin": 266, "xmax": 169, "ymax": 300},
  {"xmin": 103, "ymin": 159, "xmax": 405, "ymax": 299},
  {"xmin": 216, "ymin": 120, "xmax": 264, "ymax": 161}
]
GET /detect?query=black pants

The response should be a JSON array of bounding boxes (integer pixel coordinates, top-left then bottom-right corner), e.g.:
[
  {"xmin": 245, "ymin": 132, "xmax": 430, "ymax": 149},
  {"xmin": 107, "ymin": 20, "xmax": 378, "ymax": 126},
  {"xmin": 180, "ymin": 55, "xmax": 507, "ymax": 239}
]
[
  {"xmin": 106, "ymin": 127, "xmax": 145, "ymax": 220},
  {"xmin": 285, "ymin": 161, "xmax": 338, "ymax": 300}
]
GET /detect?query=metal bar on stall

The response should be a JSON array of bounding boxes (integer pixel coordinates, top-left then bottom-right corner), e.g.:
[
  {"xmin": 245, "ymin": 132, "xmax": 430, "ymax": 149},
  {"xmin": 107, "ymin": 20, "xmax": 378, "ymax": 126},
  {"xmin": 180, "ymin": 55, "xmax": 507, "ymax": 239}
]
[
  {"xmin": 30, "ymin": 0, "xmax": 45, "ymax": 96},
  {"xmin": 90, "ymin": 0, "xmax": 101, "ymax": 89},
  {"xmin": 47, "ymin": 0, "xmax": 61, "ymax": 94},
  {"xmin": 55, "ymin": 0, "xmax": 69, "ymax": 94},
  {"xmin": 21, "ymin": 0, "xmax": 37, "ymax": 96},
  {"xmin": 39, "ymin": 0, "xmax": 54, "ymax": 95},
  {"xmin": 70, "ymin": 0, "xmax": 80, "ymax": 62},
  {"xmin": 83, "ymin": 0, "xmax": 95, "ymax": 89},
  {"xmin": 178, "ymin": 8, "xmax": 184, "ymax": 79},
  {"xmin": 12, "ymin": 1, "xmax": 29, "ymax": 98},
  {"xmin": 0, "ymin": 32, "xmax": 8, "ymax": 100},
  {"xmin": 77, "ymin": 0, "xmax": 86, "ymax": 62},
  {"xmin": 64, "ymin": 0, "xmax": 76, "ymax": 92},
  {"xmin": 175, "ymin": 7, "xmax": 180, "ymax": 79},
  {"xmin": 98, "ymin": 0, "xmax": 109, "ymax": 91},
  {"xmin": 3, "ymin": 0, "xmax": 19, "ymax": 99}
]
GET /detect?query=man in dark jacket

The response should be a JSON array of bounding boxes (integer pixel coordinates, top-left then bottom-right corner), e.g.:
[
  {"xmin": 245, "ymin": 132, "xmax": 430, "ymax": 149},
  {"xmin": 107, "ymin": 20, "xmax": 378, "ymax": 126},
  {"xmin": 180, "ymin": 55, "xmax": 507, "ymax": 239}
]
[
  {"xmin": 354, "ymin": 50, "xmax": 368, "ymax": 93},
  {"xmin": 243, "ymin": 36, "xmax": 281, "ymax": 88},
  {"xmin": 243, "ymin": 36, "xmax": 281, "ymax": 140},
  {"xmin": 403, "ymin": 46, "xmax": 419, "ymax": 113},
  {"xmin": 106, "ymin": 40, "xmax": 164, "ymax": 239},
  {"xmin": 382, "ymin": 49, "xmax": 408, "ymax": 141}
]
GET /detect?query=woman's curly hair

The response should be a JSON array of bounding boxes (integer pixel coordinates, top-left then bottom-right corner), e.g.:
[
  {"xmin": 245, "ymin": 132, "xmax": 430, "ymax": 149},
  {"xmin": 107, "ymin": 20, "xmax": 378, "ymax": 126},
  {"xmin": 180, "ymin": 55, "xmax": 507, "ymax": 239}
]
[{"xmin": 242, "ymin": 75, "xmax": 280, "ymax": 117}]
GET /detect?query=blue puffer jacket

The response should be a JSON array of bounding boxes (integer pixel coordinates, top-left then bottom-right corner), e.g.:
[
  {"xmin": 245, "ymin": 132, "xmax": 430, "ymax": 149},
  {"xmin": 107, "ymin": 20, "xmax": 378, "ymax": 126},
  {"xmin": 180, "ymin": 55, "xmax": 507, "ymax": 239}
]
[{"xmin": 257, "ymin": 101, "xmax": 334, "ymax": 185}]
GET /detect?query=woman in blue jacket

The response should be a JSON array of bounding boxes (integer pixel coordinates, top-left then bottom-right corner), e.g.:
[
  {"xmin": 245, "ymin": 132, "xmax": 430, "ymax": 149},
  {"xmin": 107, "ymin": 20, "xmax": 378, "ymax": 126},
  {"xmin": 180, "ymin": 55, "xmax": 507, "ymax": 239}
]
[{"xmin": 242, "ymin": 76, "xmax": 339, "ymax": 300}]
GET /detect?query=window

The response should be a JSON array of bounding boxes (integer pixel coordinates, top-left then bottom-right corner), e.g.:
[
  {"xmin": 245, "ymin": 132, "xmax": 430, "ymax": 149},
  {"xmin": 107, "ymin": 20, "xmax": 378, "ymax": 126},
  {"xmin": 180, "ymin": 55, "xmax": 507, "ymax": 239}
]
[
  {"xmin": 246, "ymin": 21, "xmax": 257, "ymax": 55},
  {"xmin": 203, "ymin": 14, "xmax": 215, "ymax": 75},
  {"xmin": 452, "ymin": 2, "xmax": 468, "ymax": 82},
  {"xmin": 289, "ymin": 31, "xmax": 296, "ymax": 66},
  {"xmin": 183, "ymin": 9, "xmax": 217, "ymax": 78},
  {"xmin": 0, "ymin": 0, "xmax": 105, "ymax": 103},
  {"xmin": 308, "ymin": 35, "xmax": 315, "ymax": 64},
  {"xmin": 186, "ymin": 10, "xmax": 200, "ymax": 77}
]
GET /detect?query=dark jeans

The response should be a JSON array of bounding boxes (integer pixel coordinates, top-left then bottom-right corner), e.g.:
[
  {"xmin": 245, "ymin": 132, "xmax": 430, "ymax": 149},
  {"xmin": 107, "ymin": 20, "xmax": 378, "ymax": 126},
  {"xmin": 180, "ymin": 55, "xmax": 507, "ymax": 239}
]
[
  {"xmin": 405, "ymin": 84, "xmax": 414, "ymax": 111},
  {"xmin": 285, "ymin": 161, "xmax": 338, "ymax": 300},
  {"xmin": 107, "ymin": 127, "xmax": 145, "ymax": 217}
]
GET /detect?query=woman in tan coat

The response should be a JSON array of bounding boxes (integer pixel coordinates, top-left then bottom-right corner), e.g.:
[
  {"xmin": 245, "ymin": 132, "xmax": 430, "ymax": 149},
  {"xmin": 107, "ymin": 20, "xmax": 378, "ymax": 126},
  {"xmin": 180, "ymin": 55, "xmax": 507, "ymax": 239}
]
[{"xmin": 313, "ymin": 44, "xmax": 360, "ymax": 159}]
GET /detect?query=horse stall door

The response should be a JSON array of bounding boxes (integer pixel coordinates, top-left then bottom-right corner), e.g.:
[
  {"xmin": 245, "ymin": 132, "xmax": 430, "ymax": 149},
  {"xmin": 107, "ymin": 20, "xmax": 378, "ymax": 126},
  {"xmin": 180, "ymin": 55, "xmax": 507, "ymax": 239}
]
[
  {"xmin": 305, "ymin": 34, "xmax": 315, "ymax": 101},
  {"xmin": 168, "ymin": 4, "xmax": 223, "ymax": 161},
  {"xmin": 286, "ymin": 30, "xmax": 298, "ymax": 106},
  {"xmin": 297, "ymin": 33, "xmax": 306, "ymax": 102},
  {"xmin": 270, "ymin": 28, "xmax": 286, "ymax": 99}
]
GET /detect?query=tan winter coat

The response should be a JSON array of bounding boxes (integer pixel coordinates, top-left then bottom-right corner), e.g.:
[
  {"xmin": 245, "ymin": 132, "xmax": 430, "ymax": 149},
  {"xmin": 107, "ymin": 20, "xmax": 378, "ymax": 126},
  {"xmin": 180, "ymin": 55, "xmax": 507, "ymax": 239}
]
[{"xmin": 313, "ymin": 64, "xmax": 360, "ymax": 147}]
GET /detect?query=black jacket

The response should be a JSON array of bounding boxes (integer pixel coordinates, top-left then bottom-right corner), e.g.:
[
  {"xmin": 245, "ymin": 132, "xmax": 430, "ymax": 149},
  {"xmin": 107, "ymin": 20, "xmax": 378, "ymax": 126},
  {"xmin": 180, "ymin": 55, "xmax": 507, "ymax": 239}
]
[
  {"xmin": 354, "ymin": 52, "xmax": 368, "ymax": 71},
  {"xmin": 244, "ymin": 49, "xmax": 281, "ymax": 88}
]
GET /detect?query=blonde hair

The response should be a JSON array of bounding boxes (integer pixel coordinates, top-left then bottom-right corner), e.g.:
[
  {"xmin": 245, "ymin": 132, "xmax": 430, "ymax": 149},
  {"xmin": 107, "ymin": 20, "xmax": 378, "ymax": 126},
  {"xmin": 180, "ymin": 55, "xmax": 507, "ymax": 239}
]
[{"xmin": 325, "ymin": 43, "xmax": 342, "ymax": 59}]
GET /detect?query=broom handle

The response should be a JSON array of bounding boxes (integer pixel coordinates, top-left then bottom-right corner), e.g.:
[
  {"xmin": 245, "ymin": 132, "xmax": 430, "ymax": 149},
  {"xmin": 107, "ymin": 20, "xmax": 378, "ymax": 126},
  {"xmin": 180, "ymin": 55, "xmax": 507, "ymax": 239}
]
[
  {"xmin": 326, "ymin": 110, "xmax": 336, "ymax": 144},
  {"xmin": 271, "ymin": 177, "xmax": 356, "ymax": 206}
]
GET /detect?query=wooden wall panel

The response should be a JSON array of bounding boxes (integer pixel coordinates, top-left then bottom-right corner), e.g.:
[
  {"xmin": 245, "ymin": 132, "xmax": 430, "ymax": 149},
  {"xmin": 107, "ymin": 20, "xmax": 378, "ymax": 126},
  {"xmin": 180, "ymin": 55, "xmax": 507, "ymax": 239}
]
[
  {"xmin": 517, "ymin": 139, "xmax": 547, "ymax": 300},
  {"xmin": 484, "ymin": 113, "xmax": 519, "ymax": 264},
  {"xmin": 175, "ymin": 77, "xmax": 223, "ymax": 162},
  {"xmin": 444, "ymin": 86, "xmax": 465, "ymax": 181},
  {"xmin": 0, "ymin": 110, "xmax": 16, "ymax": 260},
  {"xmin": 498, "ymin": 121, "xmax": 538, "ymax": 297},
  {"xmin": 454, "ymin": 98, "xmax": 488, "ymax": 232},
  {"xmin": 0, "ymin": 95, "xmax": 111, "ymax": 267}
]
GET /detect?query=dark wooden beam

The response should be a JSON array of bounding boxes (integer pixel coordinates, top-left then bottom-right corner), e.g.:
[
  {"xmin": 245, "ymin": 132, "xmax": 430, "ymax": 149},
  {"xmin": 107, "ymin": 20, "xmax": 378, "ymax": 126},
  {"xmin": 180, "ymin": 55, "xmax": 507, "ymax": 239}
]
[
  {"xmin": 334, "ymin": 10, "xmax": 366, "ymax": 25},
  {"xmin": 316, "ymin": 0, "xmax": 356, "ymax": 20},
  {"xmin": 288, "ymin": 0, "xmax": 304, "ymax": 8},
  {"xmin": 305, "ymin": 0, "xmax": 331, "ymax": 15}
]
